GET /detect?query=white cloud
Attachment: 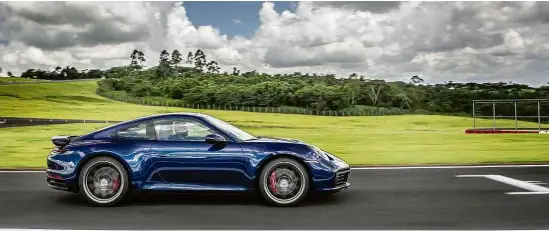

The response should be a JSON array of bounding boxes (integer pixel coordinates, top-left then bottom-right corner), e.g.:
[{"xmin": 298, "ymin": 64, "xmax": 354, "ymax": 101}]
[
  {"xmin": 233, "ymin": 19, "xmax": 241, "ymax": 24},
  {"xmin": 1, "ymin": 1, "xmax": 549, "ymax": 86}
]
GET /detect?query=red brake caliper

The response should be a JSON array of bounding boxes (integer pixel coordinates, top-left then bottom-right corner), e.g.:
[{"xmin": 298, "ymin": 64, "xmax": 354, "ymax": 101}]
[
  {"xmin": 112, "ymin": 177, "xmax": 120, "ymax": 191},
  {"xmin": 269, "ymin": 171, "xmax": 278, "ymax": 193}
]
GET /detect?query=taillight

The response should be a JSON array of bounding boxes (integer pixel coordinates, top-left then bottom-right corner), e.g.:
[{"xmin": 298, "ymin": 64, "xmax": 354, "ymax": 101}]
[{"xmin": 46, "ymin": 172, "xmax": 63, "ymax": 180}]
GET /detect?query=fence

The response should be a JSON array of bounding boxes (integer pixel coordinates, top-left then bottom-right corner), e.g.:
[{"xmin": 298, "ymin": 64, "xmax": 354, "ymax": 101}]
[
  {"xmin": 97, "ymin": 89, "xmax": 417, "ymax": 117},
  {"xmin": 470, "ymin": 99, "xmax": 549, "ymax": 131}
]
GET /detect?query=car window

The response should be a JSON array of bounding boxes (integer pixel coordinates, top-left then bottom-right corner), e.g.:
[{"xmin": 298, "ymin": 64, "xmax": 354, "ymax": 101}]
[
  {"xmin": 114, "ymin": 122, "xmax": 155, "ymax": 140},
  {"xmin": 153, "ymin": 118, "xmax": 219, "ymax": 141}
]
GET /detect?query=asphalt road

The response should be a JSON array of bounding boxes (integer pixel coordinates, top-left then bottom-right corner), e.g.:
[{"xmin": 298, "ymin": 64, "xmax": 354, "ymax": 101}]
[{"xmin": 2, "ymin": 166, "xmax": 549, "ymax": 230}]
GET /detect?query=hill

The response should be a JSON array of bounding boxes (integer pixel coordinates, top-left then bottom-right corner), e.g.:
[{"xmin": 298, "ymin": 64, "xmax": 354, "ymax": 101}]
[{"xmin": 0, "ymin": 81, "xmax": 547, "ymax": 168}]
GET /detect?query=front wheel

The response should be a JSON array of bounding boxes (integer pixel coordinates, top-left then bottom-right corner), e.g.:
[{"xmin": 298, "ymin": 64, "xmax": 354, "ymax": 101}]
[
  {"xmin": 258, "ymin": 158, "xmax": 310, "ymax": 207},
  {"xmin": 78, "ymin": 156, "xmax": 129, "ymax": 207}
]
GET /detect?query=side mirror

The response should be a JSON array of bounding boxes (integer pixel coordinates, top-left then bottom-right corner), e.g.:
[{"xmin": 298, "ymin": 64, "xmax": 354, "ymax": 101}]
[{"xmin": 205, "ymin": 134, "xmax": 226, "ymax": 144}]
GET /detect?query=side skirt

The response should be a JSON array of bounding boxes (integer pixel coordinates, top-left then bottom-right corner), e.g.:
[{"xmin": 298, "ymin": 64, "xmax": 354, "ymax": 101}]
[{"xmin": 140, "ymin": 182, "xmax": 250, "ymax": 192}]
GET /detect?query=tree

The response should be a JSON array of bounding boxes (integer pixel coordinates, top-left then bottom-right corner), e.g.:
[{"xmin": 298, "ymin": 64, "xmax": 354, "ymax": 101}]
[
  {"xmin": 61, "ymin": 66, "xmax": 80, "ymax": 79},
  {"xmin": 0, "ymin": 67, "xmax": 3, "ymax": 75},
  {"xmin": 7, "ymin": 72, "xmax": 14, "ymax": 77},
  {"xmin": 232, "ymin": 67, "xmax": 240, "ymax": 76},
  {"xmin": 411, "ymin": 75, "xmax": 424, "ymax": 85},
  {"xmin": 156, "ymin": 49, "xmax": 172, "ymax": 79},
  {"xmin": 130, "ymin": 49, "xmax": 140, "ymax": 70},
  {"xmin": 345, "ymin": 73, "xmax": 360, "ymax": 106},
  {"xmin": 365, "ymin": 80, "xmax": 385, "ymax": 106},
  {"xmin": 193, "ymin": 49, "xmax": 207, "ymax": 72},
  {"xmin": 186, "ymin": 52, "xmax": 194, "ymax": 66},
  {"xmin": 138, "ymin": 50, "xmax": 146, "ymax": 67},
  {"xmin": 171, "ymin": 50, "xmax": 182, "ymax": 67},
  {"xmin": 159, "ymin": 50, "xmax": 170, "ymax": 64},
  {"xmin": 130, "ymin": 49, "xmax": 146, "ymax": 71},
  {"xmin": 206, "ymin": 61, "xmax": 220, "ymax": 74},
  {"xmin": 54, "ymin": 66, "xmax": 62, "ymax": 75}
]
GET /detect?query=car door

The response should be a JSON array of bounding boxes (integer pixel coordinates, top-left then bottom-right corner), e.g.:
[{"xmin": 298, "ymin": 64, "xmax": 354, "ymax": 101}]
[{"xmin": 149, "ymin": 116, "xmax": 249, "ymax": 190}]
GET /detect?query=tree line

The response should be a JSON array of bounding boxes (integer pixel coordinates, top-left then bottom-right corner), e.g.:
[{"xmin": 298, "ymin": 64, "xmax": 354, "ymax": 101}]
[
  {"xmin": 97, "ymin": 49, "xmax": 549, "ymax": 119},
  {"xmin": 6, "ymin": 48, "xmax": 549, "ymax": 119}
]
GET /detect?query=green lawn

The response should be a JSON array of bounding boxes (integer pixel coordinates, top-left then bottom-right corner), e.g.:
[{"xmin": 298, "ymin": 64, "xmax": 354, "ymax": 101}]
[{"xmin": 0, "ymin": 81, "xmax": 547, "ymax": 168}]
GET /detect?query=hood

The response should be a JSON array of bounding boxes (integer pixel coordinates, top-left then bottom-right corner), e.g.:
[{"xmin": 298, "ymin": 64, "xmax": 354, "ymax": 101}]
[{"xmin": 244, "ymin": 136, "xmax": 308, "ymax": 145}]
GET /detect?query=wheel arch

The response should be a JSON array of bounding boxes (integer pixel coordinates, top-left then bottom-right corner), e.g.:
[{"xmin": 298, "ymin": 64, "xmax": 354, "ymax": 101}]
[
  {"xmin": 254, "ymin": 153, "xmax": 314, "ymax": 191},
  {"xmin": 75, "ymin": 152, "xmax": 134, "ymax": 191}
]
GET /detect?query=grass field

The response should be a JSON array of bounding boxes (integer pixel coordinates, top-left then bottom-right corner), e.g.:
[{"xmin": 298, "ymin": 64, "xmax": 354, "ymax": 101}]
[{"xmin": 0, "ymin": 81, "xmax": 547, "ymax": 168}]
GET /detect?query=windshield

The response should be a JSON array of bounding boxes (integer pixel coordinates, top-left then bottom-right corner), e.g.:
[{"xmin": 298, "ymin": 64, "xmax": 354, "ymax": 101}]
[{"xmin": 203, "ymin": 115, "xmax": 256, "ymax": 141}]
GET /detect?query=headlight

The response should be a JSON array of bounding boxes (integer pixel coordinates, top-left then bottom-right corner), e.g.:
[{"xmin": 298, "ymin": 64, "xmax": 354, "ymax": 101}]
[{"xmin": 310, "ymin": 145, "xmax": 330, "ymax": 161}]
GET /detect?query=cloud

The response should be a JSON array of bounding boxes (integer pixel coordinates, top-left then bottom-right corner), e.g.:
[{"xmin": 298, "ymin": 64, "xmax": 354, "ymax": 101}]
[
  {"xmin": 233, "ymin": 19, "xmax": 241, "ymax": 24},
  {"xmin": 311, "ymin": 1, "xmax": 402, "ymax": 13},
  {"xmin": 1, "ymin": 1, "xmax": 549, "ymax": 86}
]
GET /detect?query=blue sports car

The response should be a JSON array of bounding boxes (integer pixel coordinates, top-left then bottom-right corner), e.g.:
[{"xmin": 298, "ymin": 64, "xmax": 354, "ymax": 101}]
[{"xmin": 46, "ymin": 113, "xmax": 351, "ymax": 207}]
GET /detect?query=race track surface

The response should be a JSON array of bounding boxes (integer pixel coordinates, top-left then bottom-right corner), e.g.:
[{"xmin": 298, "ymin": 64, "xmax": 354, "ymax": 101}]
[{"xmin": 2, "ymin": 166, "xmax": 549, "ymax": 230}]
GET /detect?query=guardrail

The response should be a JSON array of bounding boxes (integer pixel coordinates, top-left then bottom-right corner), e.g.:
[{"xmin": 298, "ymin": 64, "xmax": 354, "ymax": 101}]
[
  {"xmin": 0, "ymin": 117, "xmax": 121, "ymax": 128},
  {"xmin": 0, "ymin": 78, "xmax": 100, "ymax": 85}
]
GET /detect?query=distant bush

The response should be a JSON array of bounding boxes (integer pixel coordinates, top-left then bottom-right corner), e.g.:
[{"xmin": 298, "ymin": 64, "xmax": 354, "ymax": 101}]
[{"xmin": 96, "ymin": 87, "xmax": 415, "ymax": 117}]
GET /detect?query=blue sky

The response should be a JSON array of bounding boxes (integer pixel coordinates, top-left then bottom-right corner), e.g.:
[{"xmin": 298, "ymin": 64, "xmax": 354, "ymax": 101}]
[{"xmin": 183, "ymin": 1, "xmax": 298, "ymax": 38}]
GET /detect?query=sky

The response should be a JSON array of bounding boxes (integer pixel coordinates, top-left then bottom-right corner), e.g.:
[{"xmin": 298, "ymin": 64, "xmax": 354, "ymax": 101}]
[{"xmin": 1, "ymin": 1, "xmax": 549, "ymax": 86}]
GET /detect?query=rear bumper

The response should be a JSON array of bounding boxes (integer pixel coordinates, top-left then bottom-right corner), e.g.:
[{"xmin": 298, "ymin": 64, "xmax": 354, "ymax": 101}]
[
  {"xmin": 46, "ymin": 171, "xmax": 77, "ymax": 192},
  {"xmin": 46, "ymin": 161, "xmax": 78, "ymax": 193},
  {"xmin": 46, "ymin": 153, "xmax": 79, "ymax": 192}
]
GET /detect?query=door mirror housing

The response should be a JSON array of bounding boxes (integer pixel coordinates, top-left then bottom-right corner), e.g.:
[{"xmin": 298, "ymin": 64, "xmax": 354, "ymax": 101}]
[{"xmin": 205, "ymin": 134, "xmax": 226, "ymax": 144}]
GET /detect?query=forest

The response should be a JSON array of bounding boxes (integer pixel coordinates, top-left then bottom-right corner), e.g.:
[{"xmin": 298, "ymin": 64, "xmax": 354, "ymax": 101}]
[{"xmin": 5, "ymin": 49, "xmax": 549, "ymax": 118}]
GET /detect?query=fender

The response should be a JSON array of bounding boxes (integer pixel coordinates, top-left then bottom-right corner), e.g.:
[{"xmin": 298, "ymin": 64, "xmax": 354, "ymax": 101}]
[{"xmin": 255, "ymin": 151, "xmax": 314, "ymax": 179}]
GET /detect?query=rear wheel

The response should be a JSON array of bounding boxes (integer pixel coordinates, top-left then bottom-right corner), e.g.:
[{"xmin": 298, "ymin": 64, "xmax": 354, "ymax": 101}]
[
  {"xmin": 258, "ymin": 158, "xmax": 310, "ymax": 206},
  {"xmin": 78, "ymin": 156, "xmax": 129, "ymax": 207}
]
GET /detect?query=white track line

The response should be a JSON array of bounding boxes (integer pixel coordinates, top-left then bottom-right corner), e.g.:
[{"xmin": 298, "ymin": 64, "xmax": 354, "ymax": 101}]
[
  {"xmin": 457, "ymin": 174, "xmax": 549, "ymax": 193},
  {"xmin": 0, "ymin": 230, "xmax": 546, "ymax": 231},
  {"xmin": 352, "ymin": 164, "xmax": 549, "ymax": 170},
  {"xmin": 507, "ymin": 192, "xmax": 549, "ymax": 195},
  {"xmin": 2, "ymin": 164, "xmax": 549, "ymax": 173},
  {"xmin": 0, "ymin": 230, "xmax": 434, "ymax": 231}
]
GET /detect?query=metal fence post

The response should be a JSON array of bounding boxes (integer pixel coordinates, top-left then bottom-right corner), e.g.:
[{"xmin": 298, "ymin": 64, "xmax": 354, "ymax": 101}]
[
  {"xmin": 492, "ymin": 102, "xmax": 496, "ymax": 131},
  {"xmin": 472, "ymin": 101, "xmax": 476, "ymax": 130},
  {"xmin": 538, "ymin": 101, "xmax": 541, "ymax": 131},
  {"xmin": 514, "ymin": 101, "xmax": 518, "ymax": 131}
]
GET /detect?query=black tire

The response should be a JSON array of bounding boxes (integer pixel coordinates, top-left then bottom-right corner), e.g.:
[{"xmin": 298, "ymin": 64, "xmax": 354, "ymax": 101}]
[
  {"xmin": 258, "ymin": 157, "xmax": 310, "ymax": 207},
  {"xmin": 78, "ymin": 156, "xmax": 129, "ymax": 207}
]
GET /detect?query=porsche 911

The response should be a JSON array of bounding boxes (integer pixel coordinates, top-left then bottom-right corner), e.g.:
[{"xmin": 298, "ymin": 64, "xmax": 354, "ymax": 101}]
[{"xmin": 46, "ymin": 113, "xmax": 351, "ymax": 207}]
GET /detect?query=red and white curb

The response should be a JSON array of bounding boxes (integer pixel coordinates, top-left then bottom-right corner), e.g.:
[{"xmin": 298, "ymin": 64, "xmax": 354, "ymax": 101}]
[{"xmin": 465, "ymin": 129, "xmax": 549, "ymax": 134}]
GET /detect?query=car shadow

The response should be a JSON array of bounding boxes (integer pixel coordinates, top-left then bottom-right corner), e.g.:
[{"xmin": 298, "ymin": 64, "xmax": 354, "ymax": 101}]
[{"xmin": 56, "ymin": 191, "xmax": 348, "ymax": 207}]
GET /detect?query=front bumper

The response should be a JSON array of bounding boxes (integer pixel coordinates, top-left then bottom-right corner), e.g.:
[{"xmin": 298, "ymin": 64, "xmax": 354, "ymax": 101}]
[
  {"xmin": 321, "ymin": 182, "xmax": 350, "ymax": 193},
  {"xmin": 319, "ymin": 167, "xmax": 351, "ymax": 193}
]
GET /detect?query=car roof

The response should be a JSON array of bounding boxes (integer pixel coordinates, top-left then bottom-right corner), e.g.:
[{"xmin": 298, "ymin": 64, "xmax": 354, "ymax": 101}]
[
  {"xmin": 78, "ymin": 112, "xmax": 214, "ymax": 140},
  {"xmin": 133, "ymin": 112, "xmax": 208, "ymax": 120}
]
